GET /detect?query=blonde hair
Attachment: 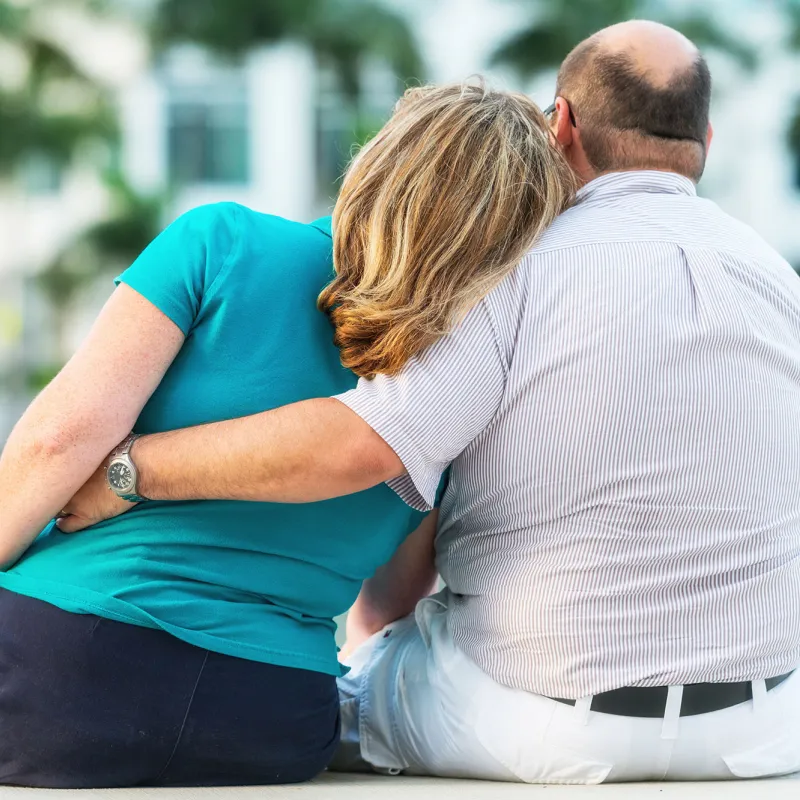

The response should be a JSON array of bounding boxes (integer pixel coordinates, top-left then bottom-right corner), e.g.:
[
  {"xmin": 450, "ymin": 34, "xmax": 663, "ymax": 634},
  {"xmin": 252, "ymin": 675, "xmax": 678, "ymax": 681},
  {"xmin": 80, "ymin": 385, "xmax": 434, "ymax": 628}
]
[{"xmin": 319, "ymin": 81, "xmax": 576, "ymax": 379}]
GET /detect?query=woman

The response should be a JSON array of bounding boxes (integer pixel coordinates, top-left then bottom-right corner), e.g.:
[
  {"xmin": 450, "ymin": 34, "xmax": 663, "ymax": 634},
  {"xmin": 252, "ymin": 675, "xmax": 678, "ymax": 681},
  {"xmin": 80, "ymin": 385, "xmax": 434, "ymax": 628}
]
[{"xmin": 0, "ymin": 82, "xmax": 575, "ymax": 788}]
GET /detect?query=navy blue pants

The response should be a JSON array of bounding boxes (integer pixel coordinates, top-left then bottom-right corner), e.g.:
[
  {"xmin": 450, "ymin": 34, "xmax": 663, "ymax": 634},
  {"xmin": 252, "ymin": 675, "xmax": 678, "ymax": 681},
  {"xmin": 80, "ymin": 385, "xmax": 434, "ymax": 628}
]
[{"xmin": 0, "ymin": 589, "xmax": 340, "ymax": 788}]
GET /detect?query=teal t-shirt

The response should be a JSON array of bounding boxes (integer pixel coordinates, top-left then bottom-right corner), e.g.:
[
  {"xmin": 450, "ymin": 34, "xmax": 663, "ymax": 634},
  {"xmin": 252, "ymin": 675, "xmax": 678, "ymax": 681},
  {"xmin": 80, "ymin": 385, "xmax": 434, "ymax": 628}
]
[{"xmin": 0, "ymin": 203, "xmax": 427, "ymax": 676}]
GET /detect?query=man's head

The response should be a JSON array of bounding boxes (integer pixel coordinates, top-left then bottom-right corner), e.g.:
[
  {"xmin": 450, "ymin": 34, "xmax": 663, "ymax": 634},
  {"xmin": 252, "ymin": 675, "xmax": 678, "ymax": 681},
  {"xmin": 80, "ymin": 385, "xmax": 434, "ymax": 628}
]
[{"xmin": 550, "ymin": 20, "xmax": 712, "ymax": 183}]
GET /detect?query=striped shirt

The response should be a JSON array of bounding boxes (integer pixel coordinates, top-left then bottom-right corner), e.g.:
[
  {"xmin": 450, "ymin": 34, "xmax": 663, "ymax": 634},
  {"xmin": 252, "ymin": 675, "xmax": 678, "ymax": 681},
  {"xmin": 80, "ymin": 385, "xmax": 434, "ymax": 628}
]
[{"xmin": 337, "ymin": 171, "xmax": 800, "ymax": 698}]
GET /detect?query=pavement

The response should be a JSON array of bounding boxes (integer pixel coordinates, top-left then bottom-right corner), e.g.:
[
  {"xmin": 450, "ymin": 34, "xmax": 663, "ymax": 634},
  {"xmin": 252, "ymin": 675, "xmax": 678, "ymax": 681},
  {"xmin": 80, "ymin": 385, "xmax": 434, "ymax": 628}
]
[{"xmin": 0, "ymin": 771, "xmax": 798, "ymax": 799}]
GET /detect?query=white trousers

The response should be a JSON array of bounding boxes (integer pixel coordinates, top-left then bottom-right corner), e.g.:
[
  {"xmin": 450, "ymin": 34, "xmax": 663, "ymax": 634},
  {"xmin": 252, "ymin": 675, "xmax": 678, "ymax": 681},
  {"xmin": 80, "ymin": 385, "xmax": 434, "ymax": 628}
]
[{"xmin": 332, "ymin": 593, "xmax": 800, "ymax": 784}]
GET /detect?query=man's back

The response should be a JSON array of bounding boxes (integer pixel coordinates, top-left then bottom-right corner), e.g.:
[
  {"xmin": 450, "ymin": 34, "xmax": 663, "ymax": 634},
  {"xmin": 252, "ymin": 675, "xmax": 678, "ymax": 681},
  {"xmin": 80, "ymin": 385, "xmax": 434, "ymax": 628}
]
[{"xmin": 438, "ymin": 171, "xmax": 800, "ymax": 697}]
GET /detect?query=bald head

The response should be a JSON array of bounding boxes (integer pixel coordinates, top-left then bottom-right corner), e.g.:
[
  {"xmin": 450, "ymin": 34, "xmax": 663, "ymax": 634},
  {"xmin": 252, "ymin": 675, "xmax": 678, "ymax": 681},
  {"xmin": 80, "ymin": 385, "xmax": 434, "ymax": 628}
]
[
  {"xmin": 594, "ymin": 21, "xmax": 700, "ymax": 86},
  {"xmin": 555, "ymin": 21, "xmax": 712, "ymax": 181}
]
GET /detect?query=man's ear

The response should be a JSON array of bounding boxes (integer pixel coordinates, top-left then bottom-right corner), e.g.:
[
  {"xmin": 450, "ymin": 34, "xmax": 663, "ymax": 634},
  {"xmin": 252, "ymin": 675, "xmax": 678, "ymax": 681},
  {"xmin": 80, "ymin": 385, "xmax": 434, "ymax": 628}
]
[
  {"xmin": 706, "ymin": 122, "xmax": 714, "ymax": 153},
  {"xmin": 552, "ymin": 97, "xmax": 574, "ymax": 148}
]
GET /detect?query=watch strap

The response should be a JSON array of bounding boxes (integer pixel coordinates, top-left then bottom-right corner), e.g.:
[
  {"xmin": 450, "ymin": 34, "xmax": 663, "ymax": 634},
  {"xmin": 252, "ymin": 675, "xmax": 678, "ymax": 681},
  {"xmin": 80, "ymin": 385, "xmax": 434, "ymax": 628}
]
[
  {"xmin": 113, "ymin": 433, "xmax": 140, "ymax": 459},
  {"xmin": 108, "ymin": 433, "xmax": 149, "ymax": 503},
  {"xmin": 119, "ymin": 492, "xmax": 149, "ymax": 503}
]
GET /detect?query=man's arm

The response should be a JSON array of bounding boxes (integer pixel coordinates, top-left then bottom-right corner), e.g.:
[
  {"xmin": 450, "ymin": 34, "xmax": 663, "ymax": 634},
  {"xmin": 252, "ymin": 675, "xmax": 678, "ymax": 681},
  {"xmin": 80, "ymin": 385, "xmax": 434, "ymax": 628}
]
[
  {"xmin": 59, "ymin": 297, "xmax": 510, "ymax": 531},
  {"xmin": 341, "ymin": 511, "xmax": 439, "ymax": 660},
  {"xmin": 57, "ymin": 398, "xmax": 405, "ymax": 531},
  {"xmin": 137, "ymin": 398, "xmax": 404, "ymax": 501}
]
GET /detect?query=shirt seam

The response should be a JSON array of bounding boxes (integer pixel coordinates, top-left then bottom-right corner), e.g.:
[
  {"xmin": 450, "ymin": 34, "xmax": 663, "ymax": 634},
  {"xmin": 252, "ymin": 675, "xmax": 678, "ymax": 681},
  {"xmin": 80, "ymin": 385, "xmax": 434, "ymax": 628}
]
[
  {"xmin": 116, "ymin": 278, "xmax": 192, "ymax": 336},
  {"xmin": 195, "ymin": 202, "xmax": 246, "ymax": 320},
  {"xmin": 478, "ymin": 300, "xmax": 514, "ymax": 436},
  {"xmin": 309, "ymin": 219, "xmax": 333, "ymax": 240},
  {"xmin": 481, "ymin": 299, "xmax": 510, "ymax": 377}
]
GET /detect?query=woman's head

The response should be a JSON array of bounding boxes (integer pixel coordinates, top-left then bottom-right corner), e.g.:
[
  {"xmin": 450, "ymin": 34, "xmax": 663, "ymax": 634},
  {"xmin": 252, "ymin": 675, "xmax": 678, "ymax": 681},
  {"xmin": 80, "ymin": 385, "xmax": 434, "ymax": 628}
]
[{"xmin": 320, "ymin": 81, "xmax": 577, "ymax": 379}]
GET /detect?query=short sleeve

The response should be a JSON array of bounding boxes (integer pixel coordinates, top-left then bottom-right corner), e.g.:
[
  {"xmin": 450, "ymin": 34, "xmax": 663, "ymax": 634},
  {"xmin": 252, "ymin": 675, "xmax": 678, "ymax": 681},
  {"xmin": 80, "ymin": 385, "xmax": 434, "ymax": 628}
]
[
  {"xmin": 115, "ymin": 203, "xmax": 240, "ymax": 335},
  {"xmin": 335, "ymin": 301, "xmax": 508, "ymax": 511}
]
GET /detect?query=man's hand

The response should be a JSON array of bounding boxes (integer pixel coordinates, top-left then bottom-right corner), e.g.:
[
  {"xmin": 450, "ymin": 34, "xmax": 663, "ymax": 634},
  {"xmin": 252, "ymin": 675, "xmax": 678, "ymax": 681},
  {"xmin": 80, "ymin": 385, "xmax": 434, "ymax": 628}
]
[{"xmin": 56, "ymin": 461, "xmax": 136, "ymax": 533}]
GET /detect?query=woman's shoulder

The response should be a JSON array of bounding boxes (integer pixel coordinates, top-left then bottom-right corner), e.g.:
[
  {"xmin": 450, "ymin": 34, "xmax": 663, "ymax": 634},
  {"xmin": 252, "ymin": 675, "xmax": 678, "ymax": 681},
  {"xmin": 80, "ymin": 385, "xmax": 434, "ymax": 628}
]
[{"xmin": 184, "ymin": 203, "xmax": 332, "ymax": 262}]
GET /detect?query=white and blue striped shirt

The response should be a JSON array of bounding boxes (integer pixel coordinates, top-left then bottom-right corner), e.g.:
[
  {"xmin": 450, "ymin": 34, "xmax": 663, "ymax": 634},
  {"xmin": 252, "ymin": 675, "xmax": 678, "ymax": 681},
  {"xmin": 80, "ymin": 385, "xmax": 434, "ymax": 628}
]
[{"xmin": 338, "ymin": 171, "xmax": 800, "ymax": 698}]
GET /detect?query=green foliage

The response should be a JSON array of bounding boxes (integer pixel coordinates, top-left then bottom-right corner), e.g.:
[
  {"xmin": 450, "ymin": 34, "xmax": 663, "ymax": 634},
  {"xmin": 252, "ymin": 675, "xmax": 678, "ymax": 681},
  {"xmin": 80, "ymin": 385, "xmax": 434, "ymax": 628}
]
[
  {"xmin": 780, "ymin": 1, "xmax": 800, "ymax": 173},
  {"xmin": 23, "ymin": 362, "xmax": 62, "ymax": 394},
  {"xmin": 789, "ymin": 102, "xmax": 800, "ymax": 155},
  {"xmin": 0, "ymin": 0, "xmax": 132, "ymax": 375},
  {"xmin": 319, "ymin": 111, "xmax": 386, "ymax": 200},
  {"xmin": 37, "ymin": 172, "xmax": 168, "ymax": 311},
  {"xmin": 11, "ymin": 0, "xmax": 423, "ymax": 376},
  {"xmin": 304, "ymin": 2, "xmax": 423, "ymax": 96},
  {"xmin": 0, "ymin": 0, "xmax": 26, "ymax": 38},
  {"xmin": 153, "ymin": 0, "xmax": 424, "ymax": 214},
  {"xmin": 0, "ymin": 97, "xmax": 116, "ymax": 174},
  {"xmin": 671, "ymin": 13, "xmax": 757, "ymax": 71},
  {"xmin": 491, "ymin": 0, "xmax": 636, "ymax": 75},
  {"xmin": 154, "ymin": 0, "xmax": 315, "ymax": 55},
  {"xmin": 0, "ymin": 0, "xmax": 116, "ymax": 175},
  {"xmin": 491, "ymin": 0, "xmax": 757, "ymax": 78},
  {"xmin": 785, "ymin": 0, "xmax": 800, "ymax": 50},
  {"xmin": 154, "ymin": 0, "xmax": 424, "ymax": 97},
  {"xmin": 76, "ymin": 173, "xmax": 167, "ymax": 266},
  {"xmin": 788, "ymin": 101, "xmax": 800, "ymax": 190}
]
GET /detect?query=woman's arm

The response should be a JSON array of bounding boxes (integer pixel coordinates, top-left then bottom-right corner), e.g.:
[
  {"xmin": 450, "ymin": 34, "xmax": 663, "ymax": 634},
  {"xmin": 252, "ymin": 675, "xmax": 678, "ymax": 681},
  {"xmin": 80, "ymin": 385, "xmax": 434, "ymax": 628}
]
[
  {"xmin": 340, "ymin": 511, "xmax": 439, "ymax": 660},
  {"xmin": 0, "ymin": 284, "xmax": 184, "ymax": 567}
]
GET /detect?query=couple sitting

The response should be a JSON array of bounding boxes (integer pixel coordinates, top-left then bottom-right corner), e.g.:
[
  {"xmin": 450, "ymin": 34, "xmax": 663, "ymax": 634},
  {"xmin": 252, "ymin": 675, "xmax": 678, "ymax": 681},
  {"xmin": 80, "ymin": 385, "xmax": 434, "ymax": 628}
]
[{"xmin": 3, "ymin": 20, "xmax": 800, "ymax": 788}]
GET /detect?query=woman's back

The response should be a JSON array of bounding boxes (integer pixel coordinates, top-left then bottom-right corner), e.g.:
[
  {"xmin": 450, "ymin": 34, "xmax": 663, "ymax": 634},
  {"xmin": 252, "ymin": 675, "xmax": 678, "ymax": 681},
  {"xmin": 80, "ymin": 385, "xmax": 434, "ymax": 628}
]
[
  {"xmin": 0, "ymin": 203, "xmax": 424, "ymax": 676},
  {"xmin": 0, "ymin": 82, "xmax": 576, "ymax": 788}
]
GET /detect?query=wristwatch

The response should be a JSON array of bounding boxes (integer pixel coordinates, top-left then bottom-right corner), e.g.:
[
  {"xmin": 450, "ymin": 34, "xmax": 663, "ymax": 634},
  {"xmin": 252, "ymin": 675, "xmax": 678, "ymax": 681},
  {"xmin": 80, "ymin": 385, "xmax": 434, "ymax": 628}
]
[{"xmin": 106, "ymin": 434, "xmax": 150, "ymax": 503}]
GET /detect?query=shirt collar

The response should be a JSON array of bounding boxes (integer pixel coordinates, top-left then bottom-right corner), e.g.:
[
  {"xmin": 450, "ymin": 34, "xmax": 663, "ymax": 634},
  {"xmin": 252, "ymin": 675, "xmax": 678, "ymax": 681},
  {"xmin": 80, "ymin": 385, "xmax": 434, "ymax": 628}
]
[{"xmin": 576, "ymin": 170, "xmax": 697, "ymax": 206}]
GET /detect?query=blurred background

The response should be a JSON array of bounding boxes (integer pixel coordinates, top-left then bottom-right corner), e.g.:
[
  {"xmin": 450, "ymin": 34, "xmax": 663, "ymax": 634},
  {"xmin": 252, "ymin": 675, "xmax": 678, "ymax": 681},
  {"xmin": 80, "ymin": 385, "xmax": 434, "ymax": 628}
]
[{"xmin": 1, "ymin": 0, "xmax": 799, "ymax": 443}]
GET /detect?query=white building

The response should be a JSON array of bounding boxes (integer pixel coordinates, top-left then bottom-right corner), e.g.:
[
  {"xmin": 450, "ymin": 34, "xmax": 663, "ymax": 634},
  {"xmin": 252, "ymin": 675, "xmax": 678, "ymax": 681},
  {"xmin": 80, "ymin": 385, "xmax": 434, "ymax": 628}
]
[{"xmin": 2, "ymin": 0, "xmax": 800, "ymax": 440}]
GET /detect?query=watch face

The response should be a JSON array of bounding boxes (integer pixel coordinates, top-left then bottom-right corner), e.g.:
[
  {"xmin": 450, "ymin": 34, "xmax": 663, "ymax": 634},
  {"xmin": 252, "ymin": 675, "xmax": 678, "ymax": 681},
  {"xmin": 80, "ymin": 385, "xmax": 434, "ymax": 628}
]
[{"xmin": 108, "ymin": 461, "xmax": 134, "ymax": 492}]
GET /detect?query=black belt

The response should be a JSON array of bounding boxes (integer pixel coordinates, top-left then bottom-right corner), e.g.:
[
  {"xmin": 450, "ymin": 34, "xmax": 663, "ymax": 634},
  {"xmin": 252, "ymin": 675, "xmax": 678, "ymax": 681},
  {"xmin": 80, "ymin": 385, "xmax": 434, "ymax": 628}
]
[{"xmin": 551, "ymin": 671, "xmax": 794, "ymax": 718}]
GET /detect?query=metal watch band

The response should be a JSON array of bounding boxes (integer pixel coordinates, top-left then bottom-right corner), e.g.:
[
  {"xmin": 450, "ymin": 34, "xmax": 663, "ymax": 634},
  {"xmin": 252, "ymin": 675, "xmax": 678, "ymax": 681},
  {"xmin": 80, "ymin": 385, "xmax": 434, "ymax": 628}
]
[
  {"xmin": 119, "ymin": 492, "xmax": 148, "ymax": 503},
  {"xmin": 109, "ymin": 433, "xmax": 149, "ymax": 503},
  {"xmin": 112, "ymin": 433, "xmax": 140, "ymax": 460}
]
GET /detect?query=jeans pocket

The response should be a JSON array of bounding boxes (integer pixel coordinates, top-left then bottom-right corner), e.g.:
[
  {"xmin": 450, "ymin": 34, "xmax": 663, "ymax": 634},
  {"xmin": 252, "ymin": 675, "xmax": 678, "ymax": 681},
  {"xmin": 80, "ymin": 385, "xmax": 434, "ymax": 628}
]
[{"xmin": 722, "ymin": 735, "xmax": 800, "ymax": 779}]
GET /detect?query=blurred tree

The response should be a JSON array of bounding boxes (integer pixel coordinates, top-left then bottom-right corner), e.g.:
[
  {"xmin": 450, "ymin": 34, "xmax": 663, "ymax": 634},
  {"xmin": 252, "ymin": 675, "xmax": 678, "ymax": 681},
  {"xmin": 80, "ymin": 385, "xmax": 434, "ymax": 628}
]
[
  {"xmin": 0, "ymin": 0, "xmax": 126, "ymax": 391},
  {"xmin": 790, "ymin": 99, "xmax": 800, "ymax": 190},
  {"xmin": 784, "ymin": 0, "xmax": 800, "ymax": 189},
  {"xmin": 10, "ymin": 0, "xmax": 424, "ymax": 392},
  {"xmin": 154, "ymin": 0, "xmax": 424, "ymax": 196},
  {"xmin": 491, "ymin": 0, "xmax": 800, "ymax": 267},
  {"xmin": 36, "ymin": 172, "xmax": 167, "ymax": 371},
  {"xmin": 491, "ymin": 0, "xmax": 756, "ymax": 84},
  {"xmin": 153, "ymin": 0, "xmax": 423, "ymax": 98},
  {"xmin": 0, "ymin": 0, "xmax": 116, "ymax": 176}
]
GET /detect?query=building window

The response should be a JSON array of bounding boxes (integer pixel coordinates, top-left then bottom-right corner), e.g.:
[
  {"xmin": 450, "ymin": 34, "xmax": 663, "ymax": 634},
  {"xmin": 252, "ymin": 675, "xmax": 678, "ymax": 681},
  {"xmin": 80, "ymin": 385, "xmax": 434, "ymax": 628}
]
[
  {"xmin": 315, "ymin": 65, "xmax": 398, "ymax": 206},
  {"xmin": 167, "ymin": 86, "xmax": 249, "ymax": 186},
  {"xmin": 316, "ymin": 73, "xmax": 358, "ymax": 202}
]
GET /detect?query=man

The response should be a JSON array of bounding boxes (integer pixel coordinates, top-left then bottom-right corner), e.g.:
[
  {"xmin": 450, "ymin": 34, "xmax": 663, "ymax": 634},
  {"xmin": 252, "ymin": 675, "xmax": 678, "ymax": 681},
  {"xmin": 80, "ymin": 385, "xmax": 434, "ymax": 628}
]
[{"xmin": 62, "ymin": 21, "xmax": 800, "ymax": 783}]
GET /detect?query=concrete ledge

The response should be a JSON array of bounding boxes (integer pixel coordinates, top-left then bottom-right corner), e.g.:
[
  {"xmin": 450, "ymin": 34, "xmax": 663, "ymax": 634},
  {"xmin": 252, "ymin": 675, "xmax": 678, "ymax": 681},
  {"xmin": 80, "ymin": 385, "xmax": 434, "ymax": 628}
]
[{"xmin": 0, "ymin": 771, "xmax": 797, "ymax": 799}]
